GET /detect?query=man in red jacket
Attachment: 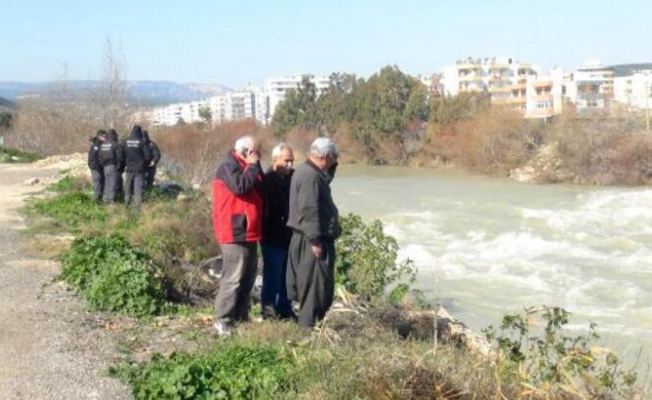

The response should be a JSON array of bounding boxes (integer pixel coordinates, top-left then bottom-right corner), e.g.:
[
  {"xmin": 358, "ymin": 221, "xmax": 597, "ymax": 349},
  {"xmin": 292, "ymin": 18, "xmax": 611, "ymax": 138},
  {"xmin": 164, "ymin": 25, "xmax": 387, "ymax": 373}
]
[{"xmin": 212, "ymin": 135, "xmax": 263, "ymax": 335}]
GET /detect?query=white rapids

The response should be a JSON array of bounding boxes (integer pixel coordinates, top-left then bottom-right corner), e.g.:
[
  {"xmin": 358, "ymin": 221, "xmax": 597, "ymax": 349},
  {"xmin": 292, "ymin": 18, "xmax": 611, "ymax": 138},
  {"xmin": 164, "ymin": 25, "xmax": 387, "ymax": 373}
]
[{"xmin": 333, "ymin": 165, "xmax": 652, "ymax": 361}]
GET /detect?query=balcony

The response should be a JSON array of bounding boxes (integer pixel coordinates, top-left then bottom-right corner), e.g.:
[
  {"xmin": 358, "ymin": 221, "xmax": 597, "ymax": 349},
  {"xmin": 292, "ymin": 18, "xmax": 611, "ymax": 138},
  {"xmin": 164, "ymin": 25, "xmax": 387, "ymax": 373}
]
[
  {"xmin": 459, "ymin": 74, "xmax": 483, "ymax": 82},
  {"xmin": 489, "ymin": 86, "xmax": 510, "ymax": 93},
  {"xmin": 532, "ymin": 94, "xmax": 554, "ymax": 102},
  {"xmin": 457, "ymin": 63, "xmax": 481, "ymax": 71},
  {"xmin": 528, "ymin": 108, "xmax": 556, "ymax": 118},
  {"xmin": 533, "ymin": 80, "xmax": 553, "ymax": 88},
  {"xmin": 507, "ymin": 97, "xmax": 527, "ymax": 104},
  {"xmin": 509, "ymin": 83, "xmax": 527, "ymax": 90}
]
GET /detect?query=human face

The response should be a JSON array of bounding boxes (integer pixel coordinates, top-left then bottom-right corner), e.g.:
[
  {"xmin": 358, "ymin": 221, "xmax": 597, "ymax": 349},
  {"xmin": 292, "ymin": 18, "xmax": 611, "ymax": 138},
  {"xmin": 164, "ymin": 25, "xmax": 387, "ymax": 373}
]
[
  {"xmin": 326, "ymin": 152, "xmax": 338, "ymax": 168},
  {"xmin": 272, "ymin": 148, "xmax": 294, "ymax": 175}
]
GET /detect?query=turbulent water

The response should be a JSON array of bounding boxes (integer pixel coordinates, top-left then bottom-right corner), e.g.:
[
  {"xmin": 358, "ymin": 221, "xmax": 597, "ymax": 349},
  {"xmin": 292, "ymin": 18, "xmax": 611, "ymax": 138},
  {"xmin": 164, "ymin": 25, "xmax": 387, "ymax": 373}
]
[{"xmin": 332, "ymin": 165, "xmax": 652, "ymax": 360}]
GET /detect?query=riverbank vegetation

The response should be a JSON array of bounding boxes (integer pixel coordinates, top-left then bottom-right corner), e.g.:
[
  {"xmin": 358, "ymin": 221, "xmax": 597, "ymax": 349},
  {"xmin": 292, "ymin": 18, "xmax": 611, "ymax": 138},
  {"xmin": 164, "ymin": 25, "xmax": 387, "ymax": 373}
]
[
  {"xmin": 4, "ymin": 65, "xmax": 652, "ymax": 186},
  {"xmin": 21, "ymin": 174, "xmax": 648, "ymax": 398}
]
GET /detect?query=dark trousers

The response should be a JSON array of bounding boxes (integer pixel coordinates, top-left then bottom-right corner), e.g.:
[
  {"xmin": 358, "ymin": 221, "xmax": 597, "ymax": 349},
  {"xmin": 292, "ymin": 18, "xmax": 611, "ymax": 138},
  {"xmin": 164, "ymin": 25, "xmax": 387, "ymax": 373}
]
[
  {"xmin": 286, "ymin": 232, "xmax": 335, "ymax": 328},
  {"xmin": 261, "ymin": 242, "xmax": 293, "ymax": 319},
  {"xmin": 214, "ymin": 242, "xmax": 258, "ymax": 324},
  {"xmin": 145, "ymin": 165, "xmax": 157, "ymax": 189},
  {"xmin": 102, "ymin": 164, "xmax": 117, "ymax": 204},
  {"xmin": 115, "ymin": 171, "xmax": 124, "ymax": 202},
  {"xmin": 91, "ymin": 169, "xmax": 104, "ymax": 202},
  {"xmin": 124, "ymin": 172, "xmax": 144, "ymax": 207}
]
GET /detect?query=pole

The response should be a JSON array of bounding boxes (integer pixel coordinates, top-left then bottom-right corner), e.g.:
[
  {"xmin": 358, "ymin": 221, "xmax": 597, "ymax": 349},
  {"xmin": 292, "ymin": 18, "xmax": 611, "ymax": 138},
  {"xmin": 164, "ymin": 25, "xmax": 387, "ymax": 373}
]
[{"xmin": 645, "ymin": 85, "xmax": 652, "ymax": 135}]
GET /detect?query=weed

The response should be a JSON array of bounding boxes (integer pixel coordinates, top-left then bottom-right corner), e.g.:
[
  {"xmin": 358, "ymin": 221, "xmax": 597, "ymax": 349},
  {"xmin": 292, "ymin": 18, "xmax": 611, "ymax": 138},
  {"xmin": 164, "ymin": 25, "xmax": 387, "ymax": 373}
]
[
  {"xmin": 110, "ymin": 342, "xmax": 294, "ymax": 399},
  {"xmin": 60, "ymin": 235, "xmax": 167, "ymax": 317},
  {"xmin": 335, "ymin": 213, "xmax": 416, "ymax": 301}
]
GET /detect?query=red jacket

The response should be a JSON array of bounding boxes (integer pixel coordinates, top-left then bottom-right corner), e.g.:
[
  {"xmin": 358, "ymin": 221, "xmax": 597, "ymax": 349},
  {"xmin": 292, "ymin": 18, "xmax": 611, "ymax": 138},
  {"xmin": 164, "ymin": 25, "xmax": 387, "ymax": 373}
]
[{"xmin": 212, "ymin": 151, "xmax": 264, "ymax": 244}]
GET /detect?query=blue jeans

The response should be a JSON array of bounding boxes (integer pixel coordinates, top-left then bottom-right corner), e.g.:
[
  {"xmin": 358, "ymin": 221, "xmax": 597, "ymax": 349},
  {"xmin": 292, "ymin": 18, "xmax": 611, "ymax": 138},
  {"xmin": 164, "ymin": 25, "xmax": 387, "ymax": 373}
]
[{"xmin": 261, "ymin": 243, "xmax": 293, "ymax": 319}]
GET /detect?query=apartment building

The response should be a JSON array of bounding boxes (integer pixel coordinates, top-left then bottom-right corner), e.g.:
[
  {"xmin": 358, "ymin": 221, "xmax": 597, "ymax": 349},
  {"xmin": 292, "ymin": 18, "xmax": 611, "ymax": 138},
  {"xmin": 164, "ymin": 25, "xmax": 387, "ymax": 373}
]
[
  {"xmin": 564, "ymin": 61, "xmax": 614, "ymax": 113},
  {"xmin": 614, "ymin": 70, "xmax": 652, "ymax": 110},
  {"xmin": 525, "ymin": 68, "xmax": 564, "ymax": 119},
  {"xmin": 264, "ymin": 74, "xmax": 330, "ymax": 123}
]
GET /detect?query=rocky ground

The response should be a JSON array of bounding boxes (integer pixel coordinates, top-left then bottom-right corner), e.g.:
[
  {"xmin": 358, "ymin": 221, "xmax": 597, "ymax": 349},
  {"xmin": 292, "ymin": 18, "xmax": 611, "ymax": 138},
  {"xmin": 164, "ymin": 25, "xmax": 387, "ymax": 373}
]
[{"xmin": 0, "ymin": 163, "xmax": 130, "ymax": 399}]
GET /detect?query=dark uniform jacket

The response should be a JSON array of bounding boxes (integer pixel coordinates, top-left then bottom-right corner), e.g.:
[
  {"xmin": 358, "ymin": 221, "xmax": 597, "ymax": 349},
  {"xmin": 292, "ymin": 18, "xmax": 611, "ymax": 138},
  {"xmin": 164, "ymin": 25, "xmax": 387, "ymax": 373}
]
[
  {"xmin": 212, "ymin": 151, "xmax": 264, "ymax": 244},
  {"xmin": 261, "ymin": 169, "xmax": 293, "ymax": 249},
  {"xmin": 122, "ymin": 126, "xmax": 152, "ymax": 173},
  {"xmin": 287, "ymin": 160, "xmax": 341, "ymax": 243},
  {"xmin": 87, "ymin": 137, "xmax": 102, "ymax": 171},
  {"xmin": 98, "ymin": 136, "xmax": 123, "ymax": 168}
]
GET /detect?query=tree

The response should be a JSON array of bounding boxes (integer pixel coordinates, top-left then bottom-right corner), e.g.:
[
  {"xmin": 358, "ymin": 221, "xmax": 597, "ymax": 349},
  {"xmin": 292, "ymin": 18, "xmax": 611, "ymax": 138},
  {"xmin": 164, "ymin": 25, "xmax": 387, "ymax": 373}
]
[
  {"xmin": 99, "ymin": 38, "xmax": 127, "ymax": 130},
  {"xmin": 271, "ymin": 76, "xmax": 319, "ymax": 137},
  {"xmin": 404, "ymin": 83, "xmax": 429, "ymax": 122},
  {"xmin": 198, "ymin": 106, "xmax": 212, "ymax": 125}
]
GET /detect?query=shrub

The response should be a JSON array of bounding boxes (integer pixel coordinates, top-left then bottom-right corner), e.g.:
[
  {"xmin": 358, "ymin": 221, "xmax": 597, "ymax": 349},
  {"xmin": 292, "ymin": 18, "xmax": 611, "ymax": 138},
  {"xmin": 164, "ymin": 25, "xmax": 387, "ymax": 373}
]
[
  {"xmin": 483, "ymin": 306, "xmax": 640, "ymax": 398},
  {"xmin": 60, "ymin": 235, "xmax": 167, "ymax": 317},
  {"xmin": 111, "ymin": 343, "xmax": 294, "ymax": 399},
  {"xmin": 335, "ymin": 213, "xmax": 416, "ymax": 301}
]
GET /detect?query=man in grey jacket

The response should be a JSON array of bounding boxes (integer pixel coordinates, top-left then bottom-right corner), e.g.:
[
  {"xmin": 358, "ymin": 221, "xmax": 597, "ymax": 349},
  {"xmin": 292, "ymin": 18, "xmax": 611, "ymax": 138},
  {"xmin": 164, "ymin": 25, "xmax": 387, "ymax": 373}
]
[{"xmin": 286, "ymin": 137, "xmax": 341, "ymax": 328}]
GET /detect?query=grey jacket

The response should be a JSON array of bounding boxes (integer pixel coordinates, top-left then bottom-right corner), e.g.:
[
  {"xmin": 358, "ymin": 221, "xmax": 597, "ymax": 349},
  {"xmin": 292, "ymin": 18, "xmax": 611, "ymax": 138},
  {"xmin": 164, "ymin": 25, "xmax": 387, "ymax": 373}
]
[{"xmin": 287, "ymin": 160, "xmax": 341, "ymax": 242}]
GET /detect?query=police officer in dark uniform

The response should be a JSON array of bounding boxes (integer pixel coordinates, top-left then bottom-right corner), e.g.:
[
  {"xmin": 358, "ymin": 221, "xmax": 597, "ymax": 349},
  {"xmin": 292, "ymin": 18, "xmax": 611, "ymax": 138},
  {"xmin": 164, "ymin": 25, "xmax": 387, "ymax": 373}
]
[
  {"xmin": 88, "ymin": 130, "xmax": 106, "ymax": 202},
  {"xmin": 121, "ymin": 125, "xmax": 152, "ymax": 208}
]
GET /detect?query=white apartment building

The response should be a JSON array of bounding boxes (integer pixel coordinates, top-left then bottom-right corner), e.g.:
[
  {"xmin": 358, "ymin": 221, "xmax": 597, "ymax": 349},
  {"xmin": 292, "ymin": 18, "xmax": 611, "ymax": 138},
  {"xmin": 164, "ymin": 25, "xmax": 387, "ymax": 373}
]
[
  {"xmin": 614, "ymin": 70, "xmax": 652, "ymax": 110},
  {"xmin": 439, "ymin": 57, "xmax": 568, "ymax": 118},
  {"xmin": 264, "ymin": 74, "xmax": 330, "ymax": 123},
  {"xmin": 439, "ymin": 57, "xmax": 538, "ymax": 98},
  {"xmin": 564, "ymin": 60, "xmax": 614, "ymax": 113},
  {"xmin": 524, "ymin": 68, "xmax": 564, "ymax": 119},
  {"xmin": 151, "ymin": 74, "xmax": 331, "ymax": 127}
]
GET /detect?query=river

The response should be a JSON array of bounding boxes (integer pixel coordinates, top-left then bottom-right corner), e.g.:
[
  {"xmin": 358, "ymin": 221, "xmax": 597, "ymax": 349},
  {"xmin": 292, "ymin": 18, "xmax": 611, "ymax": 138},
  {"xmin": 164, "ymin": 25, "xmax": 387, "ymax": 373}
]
[{"xmin": 332, "ymin": 164, "xmax": 652, "ymax": 362}]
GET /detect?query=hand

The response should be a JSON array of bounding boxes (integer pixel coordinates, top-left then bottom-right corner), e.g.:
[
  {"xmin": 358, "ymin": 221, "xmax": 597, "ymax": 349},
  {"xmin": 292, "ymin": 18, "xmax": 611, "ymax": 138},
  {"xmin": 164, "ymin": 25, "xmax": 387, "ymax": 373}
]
[
  {"xmin": 311, "ymin": 243, "xmax": 323, "ymax": 258},
  {"xmin": 149, "ymin": 161, "xmax": 155, "ymax": 167},
  {"xmin": 245, "ymin": 150, "xmax": 260, "ymax": 165}
]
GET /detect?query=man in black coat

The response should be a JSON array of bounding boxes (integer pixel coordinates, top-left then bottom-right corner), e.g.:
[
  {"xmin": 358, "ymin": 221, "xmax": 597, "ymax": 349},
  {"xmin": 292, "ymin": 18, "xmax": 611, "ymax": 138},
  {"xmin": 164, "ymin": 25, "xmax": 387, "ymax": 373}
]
[
  {"xmin": 286, "ymin": 137, "xmax": 341, "ymax": 328},
  {"xmin": 260, "ymin": 143, "xmax": 295, "ymax": 319},
  {"xmin": 121, "ymin": 125, "xmax": 152, "ymax": 208},
  {"xmin": 107, "ymin": 129, "xmax": 124, "ymax": 200},
  {"xmin": 142, "ymin": 130, "xmax": 161, "ymax": 189},
  {"xmin": 87, "ymin": 130, "xmax": 106, "ymax": 202},
  {"xmin": 98, "ymin": 128, "xmax": 124, "ymax": 204}
]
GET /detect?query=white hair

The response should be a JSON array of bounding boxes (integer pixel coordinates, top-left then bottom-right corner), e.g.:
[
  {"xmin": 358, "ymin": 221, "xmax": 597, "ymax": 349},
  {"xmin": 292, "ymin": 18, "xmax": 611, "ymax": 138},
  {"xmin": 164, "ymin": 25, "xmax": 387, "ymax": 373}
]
[
  {"xmin": 310, "ymin": 137, "xmax": 337, "ymax": 157},
  {"xmin": 234, "ymin": 135, "xmax": 256, "ymax": 152},
  {"xmin": 271, "ymin": 142, "xmax": 293, "ymax": 159}
]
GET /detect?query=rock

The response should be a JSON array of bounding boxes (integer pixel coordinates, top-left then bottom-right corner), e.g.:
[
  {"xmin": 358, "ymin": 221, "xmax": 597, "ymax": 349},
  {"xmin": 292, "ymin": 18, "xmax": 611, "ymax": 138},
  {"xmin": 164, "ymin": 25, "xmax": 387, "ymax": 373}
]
[
  {"xmin": 379, "ymin": 307, "xmax": 492, "ymax": 357},
  {"xmin": 510, "ymin": 143, "xmax": 576, "ymax": 184},
  {"xmin": 23, "ymin": 177, "xmax": 40, "ymax": 186}
]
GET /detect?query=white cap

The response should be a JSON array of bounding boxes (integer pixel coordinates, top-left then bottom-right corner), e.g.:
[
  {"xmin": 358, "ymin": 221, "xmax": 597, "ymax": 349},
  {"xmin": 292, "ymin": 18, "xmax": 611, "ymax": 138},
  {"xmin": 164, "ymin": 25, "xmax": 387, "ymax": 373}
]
[{"xmin": 310, "ymin": 137, "xmax": 338, "ymax": 157}]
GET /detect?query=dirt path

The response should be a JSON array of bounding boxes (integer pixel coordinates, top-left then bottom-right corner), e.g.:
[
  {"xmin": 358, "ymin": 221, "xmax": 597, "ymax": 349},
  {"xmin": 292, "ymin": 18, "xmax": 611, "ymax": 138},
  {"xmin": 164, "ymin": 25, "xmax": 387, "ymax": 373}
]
[{"xmin": 0, "ymin": 164, "xmax": 130, "ymax": 399}]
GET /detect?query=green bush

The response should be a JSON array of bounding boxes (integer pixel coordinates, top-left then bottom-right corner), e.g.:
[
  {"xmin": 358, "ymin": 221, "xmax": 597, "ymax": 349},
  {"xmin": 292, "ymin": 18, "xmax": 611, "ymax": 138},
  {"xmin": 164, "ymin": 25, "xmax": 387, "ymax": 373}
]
[
  {"xmin": 60, "ymin": 235, "xmax": 167, "ymax": 317},
  {"xmin": 32, "ymin": 191, "xmax": 107, "ymax": 232},
  {"xmin": 111, "ymin": 343, "xmax": 294, "ymax": 399},
  {"xmin": 483, "ymin": 306, "xmax": 639, "ymax": 398},
  {"xmin": 0, "ymin": 147, "xmax": 41, "ymax": 163},
  {"xmin": 335, "ymin": 213, "xmax": 416, "ymax": 300}
]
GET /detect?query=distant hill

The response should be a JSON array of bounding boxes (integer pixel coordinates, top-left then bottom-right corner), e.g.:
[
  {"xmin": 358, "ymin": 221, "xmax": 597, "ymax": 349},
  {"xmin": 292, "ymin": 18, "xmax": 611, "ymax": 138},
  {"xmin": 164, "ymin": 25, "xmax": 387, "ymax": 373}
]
[
  {"xmin": 0, "ymin": 81, "xmax": 231, "ymax": 106},
  {"xmin": 607, "ymin": 63, "xmax": 652, "ymax": 77}
]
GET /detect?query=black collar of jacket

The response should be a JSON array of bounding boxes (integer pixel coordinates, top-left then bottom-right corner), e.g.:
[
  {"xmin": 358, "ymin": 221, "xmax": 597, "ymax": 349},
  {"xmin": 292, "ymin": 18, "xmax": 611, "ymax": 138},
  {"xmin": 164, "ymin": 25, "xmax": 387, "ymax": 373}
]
[{"xmin": 306, "ymin": 159, "xmax": 333, "ymax": 183}]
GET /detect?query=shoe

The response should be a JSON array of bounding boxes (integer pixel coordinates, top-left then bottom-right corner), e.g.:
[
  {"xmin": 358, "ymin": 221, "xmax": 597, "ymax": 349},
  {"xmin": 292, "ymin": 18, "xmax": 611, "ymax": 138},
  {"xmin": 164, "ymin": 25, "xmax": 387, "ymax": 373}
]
[{"xmin": 213, "ymin": 320, "xmax": 235, "ymax": 336}]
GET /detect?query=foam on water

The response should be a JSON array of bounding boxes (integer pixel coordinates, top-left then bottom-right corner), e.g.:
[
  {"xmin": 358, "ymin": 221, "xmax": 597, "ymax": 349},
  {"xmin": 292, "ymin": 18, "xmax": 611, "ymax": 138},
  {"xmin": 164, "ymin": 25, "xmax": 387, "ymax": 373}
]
[{"xmin": 334, "ymin": 167, "xmax": 652, "ymax": 358}]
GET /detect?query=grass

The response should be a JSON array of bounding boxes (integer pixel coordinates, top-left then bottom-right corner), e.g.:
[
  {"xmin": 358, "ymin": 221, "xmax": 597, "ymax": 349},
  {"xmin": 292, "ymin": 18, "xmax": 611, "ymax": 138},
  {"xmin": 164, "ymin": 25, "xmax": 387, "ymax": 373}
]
[{"xmin": 0, "ymin": 147, "xmax": 42, "ymax": 163}]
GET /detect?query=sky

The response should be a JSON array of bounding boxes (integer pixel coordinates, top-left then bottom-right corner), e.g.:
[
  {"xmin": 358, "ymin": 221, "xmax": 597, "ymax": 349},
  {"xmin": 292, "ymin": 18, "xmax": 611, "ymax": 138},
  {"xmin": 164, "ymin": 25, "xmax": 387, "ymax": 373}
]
[{"xmin": 1, "ymin": 0, "xmax": 650, "ymax": 87}]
